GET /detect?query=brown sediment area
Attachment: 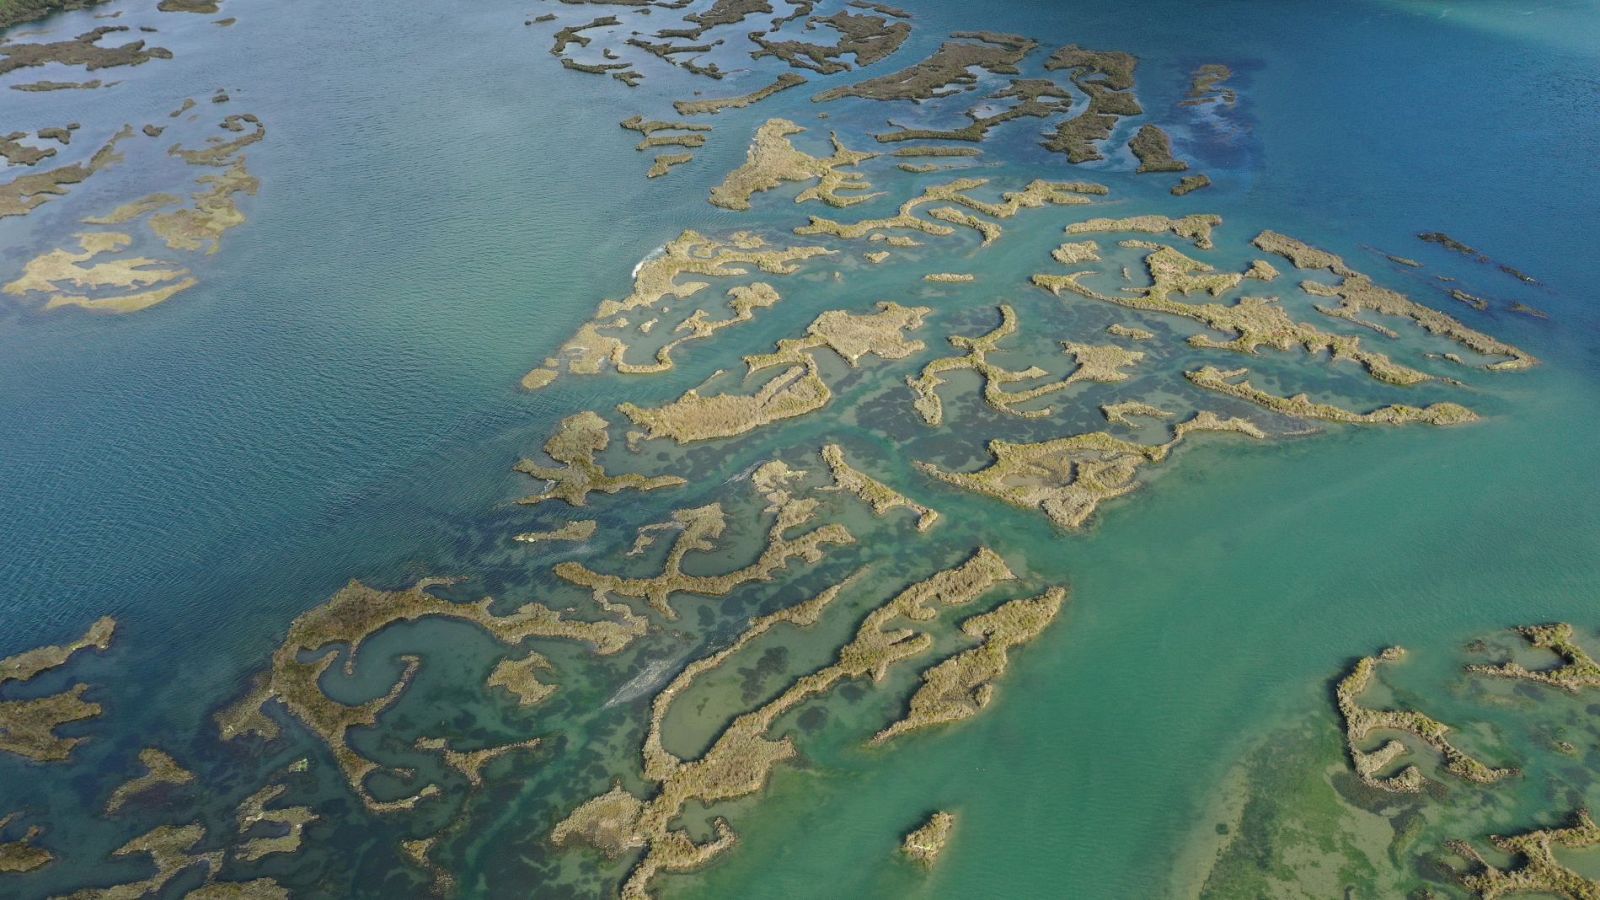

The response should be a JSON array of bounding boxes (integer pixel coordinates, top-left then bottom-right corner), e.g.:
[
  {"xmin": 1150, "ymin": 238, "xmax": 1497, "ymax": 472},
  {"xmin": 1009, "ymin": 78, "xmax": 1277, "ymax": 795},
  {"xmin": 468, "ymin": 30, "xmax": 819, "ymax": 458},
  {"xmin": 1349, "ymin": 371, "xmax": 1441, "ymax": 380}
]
[
  {"xmin": 673, "ymin": 72, "xmax": 806, "ymax": 116},
  {"xmin": 1, "ymin": 616, "xmax": 114, "ymax": 686},
  {"xmin": 213, "ymin": 578, "xmax": 642, "ymax": 809},
  {"xmin": 865, "ymin": 250, "xmax": 889, "ymax": 263},
  {"xmin": 556, "ymin": 27, "xmax": 643, "ymax": 86},
  {"xmin": 233, "ymin": 783, "xmax": 316, "ymax": 862},
  {"xmin": 814, "ymin": 32, "xmax": 1034, "ymax": 102},
  {"xmin": 633, "ymin": 568, "xmax": 862, "ymax": 780},
  {"xmin": 1127, "ymin": 124, "xmax": 1187, "ymax": 173},
  {"xmin": 873, "ymin": 588, "xmax": 1063, "ymax": 744},
  {"xmin": 1244, "ymin": 259, "xmax": 1278, "ymax": 281},
  {"xmin": 1101, "ymin": 400, "xmax": 1170, "ymax": 426},
  {"xmin": 1448, "ymin": 809, "xmax": 1600, "ymax": 898},
  {"xmin": 551, "ymin": 783, "xmax": 647, "ymax": 860},
  {"xmin": 1051, "ymin": 240, "xmax": 1100, "ymax": 264},
  {"xmin": 908, "ymin": 304, "xmax": 1073, "ymax": 426},
  {"xmin": 0, "ymin": 125, "xmax": 129, "ymax": 220},
  {"xmin": 926, "ymin": 206, "xmax": 1000, "ymax": 244},
  {"xmin": 873, "ymin": 78, "xmax": 1070, "ymax": 144},
  {"xmin": 560, "ymin": 56, "xmax": 639, "ymax": 86},
  {"xmin": 149, "ymin": 156, "xmax": 258, "ymax": 253},
  {"xmin": 552, "ymin": 15, "xmax": 617, "ymax": 55},
  {"xmin": 1049, "ymin": 42, "xmax": 1139, "ymax": 89},
  {"xmin": 751, "ymin": 457, "xmax": 809, "ymax": 510},
  {"xmin": 1418, "ymin": 233, "xmax": 1479, "ymax": 257},
  {"xmin": 83, "ymin": 193, "xmax": 183, "ymax": 224},
  {"xmin": 0, "ymin": 616, "xmax": 115, "ymax": 762},
  {"xmin": 513, "ymin": 520, "xmax": 597, "ymax": 544},
  {"xmin": 399, "ymin": 835, "xmax": 456, "ymax": 896},
  {"xmin": 635, "ymin": 132, "xmax": 705, "ymax": 150},
  {"xmin": 621, "ymin": 360, "xmax": 832, "ymax": 443},
  {"xmin": 41, "ymin": 275, "xmax": 196, "ymax": 313},
  {"xmin": 1171, "ymin": 174, "xmax": 1210, "ymax": 196},
  {"xmin": 1419, "ymin": 231, "xmax": 1541, "ymax": 285},
  {"xmin": 0, "ymin": 813, "xmax": 52, "ymax": 874},
  {"xmin": 1334, "ymin": 647, "xmax": 1515, "ymax": 793},
  {"xmin": 900, "ymin": 811, "xmax": 955, "ymax": 867},
  {"xmin": 1510, "ymin": 302, "xmax": 1548, "ymax": 320},
  {"xmin": 414, "ymin": 736, "xmax": 540, "ymax": 788},
  {"xmin": 515, "ymin": 411, "xmax": 686, "ymax": 505},
  {"xmin": 915, "ymin": 411, "xmax": 1263, "ymax": 530},
  {"xmin": 1467, "ymin": 623, "xmax": 1600, "ymax": 692},
  {"xmin": 1500, "ymin": 265, "xmax": 1541, "ymax": 285},
  {"xmin": 1250, "ymin": 229, "xmax": 1355, "ymax": 274},
  {"xmin": 104, "ymin": 748, "xmax": 195, "ymax": 814},
  {"xmin": 661, "ymin": 0, "xmax": 771, "ymax": 40},
  {"xmin": 56, "ymin": 823, "xmax": 219, "ymax": 899},
  {"xmin": 12, "ymin": 79, "xmax": 106, "ymax": 90},
  {"xmin": 0, "ymin": 0, "xmax": 110, "ymax": 29},
  {"xmin": 554, "ymin": 486, "xmax": 854, "ymax": 618},
  {"xmin": 647, "ymin": 153, "xmax": 693, "ymax": 177},
  {"xmin": 767, "ymin": 0, "xmax": 818, "ymax": 30},
  {"xmin": 924, "ymin": 273, "xmax": 973, "ymax": 283},
  {"xmin": 1106, "ymin": 323, "xmax": 1152, "ymax": 340},
  {"xmin": 749, "ymin": 9, "xmax": 909, "ymax": 75},
  {"xmin": 1062, "ymin": 341, "xmax": 1143, "ymax": 384},
  {"xmin": 522, "ymin": 230, "xmax": 829, "ymax": 388},
  {"xmin": 487, "ymin": 652, "xmax": 557, "ymax": 707},
  {"xmin": 183, "ymin": 879, "xmax": 291, "ymax": 899},
  {"xmin": 1041, "ymin": 44, "xmax": 1142, "ymax": 163},
  {"xmin": 1180, "ymin": 63, "xmax": 1235, "ymax": 107},
  {"xmin": 59, "ymin": 814, "xmax": 292, "ymax": 899},
  {"xmin": 625, "ymin": 38, "xmax": 724, "ymax": 80},
  {"xmin": 1034, "ymin": 243, "xmax": 1432, "ymax": 386},
  {"xmin": 1186, "ymin": 366, "xmax": 1478, "ymax": 426},
  {"xmin": 555, "ymin": 550, "xmax": 1014, "ymax": 898},
  {"xmin": 710, "ymin": 118, "xmax": 878, "ymax": 211},
  {"xmin": 0, "ymin": 26, "xmax": 172, "ymax": 77},
  {"xmin": 620, "ymin": 117, "xmax": 712, "ymax": 138},
  {"xmin": 553, "ymin": 570, "xmax": 864, "ymax": 871},
  {"xmin": 821, "ymin": 443, "xmax": 938, "ymax": 530},
  {"xmin": 616, "ymin": 283, "xmax": 782, "ymax": 376},
  {"xmin": 158, "ymin": 0, "xmax": 221, "ymax": 11},
  {"xmin": 0, "ymin": 686, "xmax": 105, "ymax": 761},
  {"xmin": 1043, "ymin": 92, "xmax": 1145, "ymax": 161},
  {"xmin": 0, "ymin": 132, "xmax": 56, "ymax": 165},
  {"xmin": 742, "ymin": 300, "xmax": 930, "ymax": 371},
  {"xmin": 1449, "ymin": 289, "xmax": 1489, "ymax": 311},
  {"xmin": 1252, "ymin": 230, "xmax": 1537, "ymax": 371},
  {"xmin": 890, "ymin": 145, "xmax": 980, "ymax": 158},
  {"xmin": 3, "ymin": 231, "xmax": 196, "ymax": 314},
  {"xmin": 849, "ymin": 0, "xmax": 909, "ymax": 17},
  {"xmin": 1064, "ymin": 214, "xmax": 1219, "ymax": 249},
  {"xmin": 797, "ymin": 177, "xmax": 1106, "ymax": 247},
  {"xmin": 168, "ymin": 113, "xmax": 263, "ymax": 165}
]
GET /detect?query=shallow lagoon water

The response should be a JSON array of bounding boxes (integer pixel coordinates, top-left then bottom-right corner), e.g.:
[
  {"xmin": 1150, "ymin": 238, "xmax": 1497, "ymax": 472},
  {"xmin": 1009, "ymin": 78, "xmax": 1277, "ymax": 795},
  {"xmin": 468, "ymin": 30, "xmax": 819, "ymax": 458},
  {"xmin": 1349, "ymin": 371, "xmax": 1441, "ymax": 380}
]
[{"xmin": 1, "ymin": 0, "xmax": 1598, "ymax": 896}]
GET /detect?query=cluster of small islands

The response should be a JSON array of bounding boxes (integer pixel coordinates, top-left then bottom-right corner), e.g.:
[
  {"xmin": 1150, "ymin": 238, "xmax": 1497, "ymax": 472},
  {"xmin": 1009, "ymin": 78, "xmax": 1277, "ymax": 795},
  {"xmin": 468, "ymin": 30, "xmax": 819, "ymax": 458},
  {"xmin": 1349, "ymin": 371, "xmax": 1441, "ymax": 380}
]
[
  {"xmin": 0, "ymin": 0, "xmax": 254, "ymax": 312},
  {"xmin": 0, "ymin": 0, "xmax": 1574, "ymax": 897}
]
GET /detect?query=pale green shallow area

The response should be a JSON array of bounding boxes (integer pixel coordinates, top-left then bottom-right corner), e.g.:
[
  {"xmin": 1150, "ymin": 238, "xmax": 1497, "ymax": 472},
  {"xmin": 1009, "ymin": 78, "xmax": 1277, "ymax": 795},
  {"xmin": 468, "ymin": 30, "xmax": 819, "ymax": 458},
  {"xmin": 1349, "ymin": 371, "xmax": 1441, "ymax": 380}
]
[{"xmin": 0, "ymin": 0, "xmax": 1596, "ymax": 897}]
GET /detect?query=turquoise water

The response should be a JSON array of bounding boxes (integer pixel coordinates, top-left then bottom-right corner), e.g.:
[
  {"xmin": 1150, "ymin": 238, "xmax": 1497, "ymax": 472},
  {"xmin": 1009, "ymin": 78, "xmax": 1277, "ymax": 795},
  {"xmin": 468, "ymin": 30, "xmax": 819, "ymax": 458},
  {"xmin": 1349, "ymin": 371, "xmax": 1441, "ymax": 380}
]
[{"xmin": 1, "ymin": 0, "xmax": 1598, "ymax": 896}]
